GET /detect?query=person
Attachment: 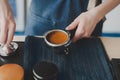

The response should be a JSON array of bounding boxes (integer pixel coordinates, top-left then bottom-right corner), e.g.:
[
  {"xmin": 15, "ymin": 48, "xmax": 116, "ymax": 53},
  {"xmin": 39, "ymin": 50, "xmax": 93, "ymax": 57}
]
[
  {"xmin": 0, "ymin": 0, "xmax": 120, "ymax": 50},
  {"xmin": 0, "ymin": 0, "xmax": 120, "ymax": 79}
]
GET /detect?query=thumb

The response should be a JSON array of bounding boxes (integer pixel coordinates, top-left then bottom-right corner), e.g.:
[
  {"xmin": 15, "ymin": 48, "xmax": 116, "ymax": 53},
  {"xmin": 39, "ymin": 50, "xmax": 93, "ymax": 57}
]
[{"xmin": 66, "ymin": 19, "xmax": 79, "ymax": 30}]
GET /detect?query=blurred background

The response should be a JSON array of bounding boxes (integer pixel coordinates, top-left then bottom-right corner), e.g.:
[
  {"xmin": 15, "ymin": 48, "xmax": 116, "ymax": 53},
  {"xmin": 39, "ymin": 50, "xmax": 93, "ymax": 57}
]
[{"xmin": 9, "ymin": 0, "xmax": 120, "ymax": 37}]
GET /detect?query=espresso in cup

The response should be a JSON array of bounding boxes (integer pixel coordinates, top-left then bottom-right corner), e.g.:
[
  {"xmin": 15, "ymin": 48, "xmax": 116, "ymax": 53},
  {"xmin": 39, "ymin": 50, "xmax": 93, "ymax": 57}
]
[
  {"xmin": 44, "ymin": 29, "xmax": 70, "ymax": 47},
  {"xmin": 47, "ymin": 30, "xmax": 68, "ymax": 44}
]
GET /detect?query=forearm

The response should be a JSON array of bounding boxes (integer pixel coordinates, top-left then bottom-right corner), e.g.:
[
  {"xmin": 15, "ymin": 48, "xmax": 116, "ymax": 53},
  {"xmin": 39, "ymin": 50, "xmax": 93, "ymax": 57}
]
[
  {"xmin": 89, "ymin": 0, "xmax": 120, "ymax": 21},
  {"xmin": 0, "ymin": 0, "xmax": 9, "ymax": 8},
  {"xmin": 0, "ymin": 0, "xmax": 13, "ymax": 20}
]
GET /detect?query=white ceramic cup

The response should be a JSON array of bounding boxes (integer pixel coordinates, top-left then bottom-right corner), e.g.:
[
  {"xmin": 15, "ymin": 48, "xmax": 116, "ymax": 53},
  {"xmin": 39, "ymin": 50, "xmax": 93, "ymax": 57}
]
[{"xmin": 36, "ymin": 29, "xmax": 71, "ymax": 47}]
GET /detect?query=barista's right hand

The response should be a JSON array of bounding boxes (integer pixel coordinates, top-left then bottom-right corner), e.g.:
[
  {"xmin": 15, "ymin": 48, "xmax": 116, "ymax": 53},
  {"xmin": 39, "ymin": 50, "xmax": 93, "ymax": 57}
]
[{"xmin": 0, "ymin": 0, "xmax": 16, "ymax": 48}]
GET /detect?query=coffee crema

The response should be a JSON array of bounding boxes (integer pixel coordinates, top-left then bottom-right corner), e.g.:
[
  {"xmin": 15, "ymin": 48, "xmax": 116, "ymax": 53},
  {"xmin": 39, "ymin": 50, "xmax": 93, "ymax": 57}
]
[{"xmin": 47, "ymin": 31, "xmax": 68, "ymax": 44}]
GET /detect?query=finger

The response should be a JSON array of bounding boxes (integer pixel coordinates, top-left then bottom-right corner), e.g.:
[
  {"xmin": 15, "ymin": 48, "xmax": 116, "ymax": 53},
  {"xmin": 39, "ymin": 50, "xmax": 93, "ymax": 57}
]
[
  {"xmin": 83, "ymin": 32, "xmax": 90, "ymax": 38},
  {"xmin": 5, "ymin": 21, "xmax": 16, "ymax": 46},
  {"xmin": 66, "ymin": 18, "xmax": 79, "ymax": 30},
  {"xmin": 83, "ymin": 24, "xmax": 96, "ymax": 38},
  {"xmin": 0, "ymin": 21, "xmax": 9, "ymax": 44},
  {"xmin": 72, "ymin": 23, "xmax": 85, "ymax": 42}
]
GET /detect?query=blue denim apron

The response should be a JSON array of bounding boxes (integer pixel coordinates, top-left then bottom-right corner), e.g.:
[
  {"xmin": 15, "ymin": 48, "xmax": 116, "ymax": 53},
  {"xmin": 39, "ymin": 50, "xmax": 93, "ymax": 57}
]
[{"xmin": 25, "ymin": 0, "xmax": 103, "ymax": 36}]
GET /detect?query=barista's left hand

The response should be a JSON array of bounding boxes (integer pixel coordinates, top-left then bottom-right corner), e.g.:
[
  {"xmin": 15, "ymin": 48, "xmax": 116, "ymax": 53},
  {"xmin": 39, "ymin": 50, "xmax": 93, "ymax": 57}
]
[
  {"xmin": 66, "ymin": 10, "xmax": 100, "ymax": 42},
  {"xmin": 66, "ymin": 0, "xmax": 120, "ymax": 42}
]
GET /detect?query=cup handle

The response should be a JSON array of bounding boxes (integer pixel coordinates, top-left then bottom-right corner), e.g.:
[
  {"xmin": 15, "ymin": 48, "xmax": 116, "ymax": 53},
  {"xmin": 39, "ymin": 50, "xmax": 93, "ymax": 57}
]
[
  {"xmin": 66, "ymin": 28, "xmax": 76, "ymax": 40},
  {"xmin": 64, "ymin": 40, "xmax": 72, "ymax": 47}
]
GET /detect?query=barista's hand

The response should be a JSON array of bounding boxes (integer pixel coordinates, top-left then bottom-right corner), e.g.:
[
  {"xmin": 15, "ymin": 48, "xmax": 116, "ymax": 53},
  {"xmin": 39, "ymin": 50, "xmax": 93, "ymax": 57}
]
[
  {"xmin": 66, "ymin": 0, "xmax": 120, "ymax": 42},
  {"xmin": 0, "ymin": 0, "xmax": 16, "ymax": 47},
  {"xmin": 66, "ymin": 10, "xmax": 100, "ymax": 42}
]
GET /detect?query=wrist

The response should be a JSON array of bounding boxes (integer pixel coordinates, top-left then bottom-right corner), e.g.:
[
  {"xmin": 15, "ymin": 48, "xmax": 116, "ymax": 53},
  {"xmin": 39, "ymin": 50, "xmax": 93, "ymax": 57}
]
[
  {"xmin": 88, "ymin": 0, "xmax": 120, "ymax": 23},
  {"xmin": 87, "ymin": 8, "xmax": 102, "ymax": 23},
  {"xmin": 0, "ymin": 0, "xmax": 9, "ymax": 9},
  {"xmin": 0, "ymin": 0, "xmax": 13, "ymax": 21}
]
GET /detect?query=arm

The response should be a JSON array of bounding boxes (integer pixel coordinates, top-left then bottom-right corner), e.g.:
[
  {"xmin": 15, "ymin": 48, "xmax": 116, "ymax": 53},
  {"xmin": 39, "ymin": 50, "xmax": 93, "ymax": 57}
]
[
  {"xmin": 0, "ymin": 0, "xmax": 16, "ymax": 47},
  {"xmin": 66, "ymin": 0, "xmax": 120, "ymax": 42}
]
